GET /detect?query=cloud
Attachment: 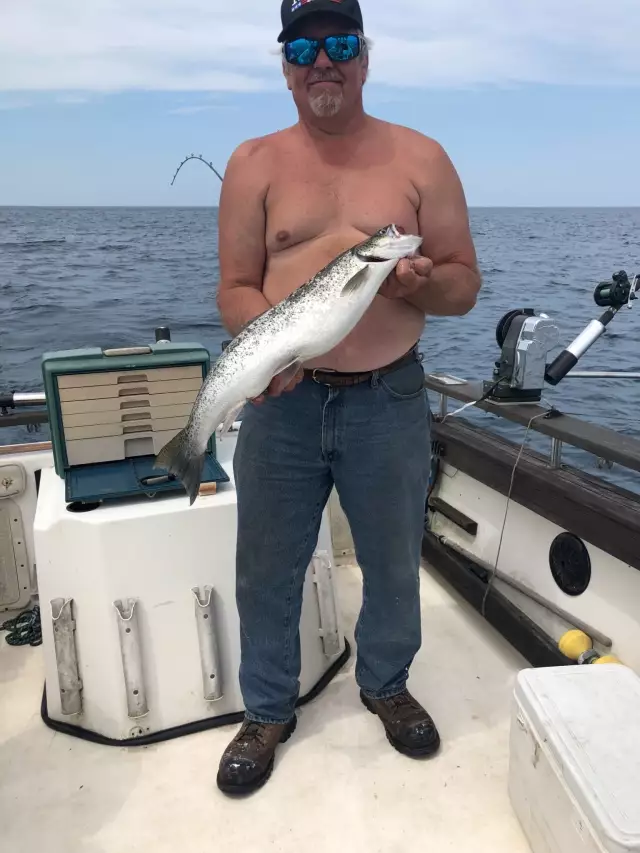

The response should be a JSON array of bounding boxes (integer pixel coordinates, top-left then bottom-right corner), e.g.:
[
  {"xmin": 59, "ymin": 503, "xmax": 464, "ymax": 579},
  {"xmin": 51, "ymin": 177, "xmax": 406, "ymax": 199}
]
[
  {"xmin": 55, "ymin": 94, "xmax": 90, "ymax": 104},
  {"xmin": 1, "ymin": 0, "xmax": 639, "ymax": 93}
]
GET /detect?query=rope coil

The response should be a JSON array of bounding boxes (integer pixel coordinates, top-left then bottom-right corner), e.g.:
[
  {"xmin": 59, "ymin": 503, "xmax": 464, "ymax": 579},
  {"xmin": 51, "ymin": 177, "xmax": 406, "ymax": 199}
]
[{"xmin": 1, "ymin": 605, "xmax": 42, "ymax": 646}]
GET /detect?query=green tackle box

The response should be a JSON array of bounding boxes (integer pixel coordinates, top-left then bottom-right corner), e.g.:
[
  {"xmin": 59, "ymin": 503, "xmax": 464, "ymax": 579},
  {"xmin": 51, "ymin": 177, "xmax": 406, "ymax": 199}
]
[{"xmin": 41, "ymin": 341, "xmax": 229, "ymax": 505}]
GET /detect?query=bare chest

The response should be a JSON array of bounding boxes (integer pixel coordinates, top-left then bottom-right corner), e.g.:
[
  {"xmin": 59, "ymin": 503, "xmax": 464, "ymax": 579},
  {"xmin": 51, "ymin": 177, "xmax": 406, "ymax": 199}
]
[{"xmin": 264, "ymin": 149, "xmax": 421, "ymax": 254}]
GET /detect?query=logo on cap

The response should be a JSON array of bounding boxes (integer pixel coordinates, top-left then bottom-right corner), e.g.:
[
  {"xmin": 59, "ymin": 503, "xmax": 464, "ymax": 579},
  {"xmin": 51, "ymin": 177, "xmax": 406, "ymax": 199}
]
[{"xmin": 291, "ymin": 0, "xmax": 343, "ymax": 11}]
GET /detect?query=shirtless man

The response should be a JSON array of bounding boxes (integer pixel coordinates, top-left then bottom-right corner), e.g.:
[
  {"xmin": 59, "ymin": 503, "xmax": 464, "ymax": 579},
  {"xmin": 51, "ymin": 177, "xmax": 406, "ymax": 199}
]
[{"xmin": 215, "ymin": 0, "xmax": 481, "ymax": 796}]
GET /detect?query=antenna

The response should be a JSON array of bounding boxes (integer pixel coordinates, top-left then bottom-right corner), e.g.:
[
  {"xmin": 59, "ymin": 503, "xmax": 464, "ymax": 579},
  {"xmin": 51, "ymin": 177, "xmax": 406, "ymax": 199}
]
[{"xmin": 170, "ymin": 153, "xmax": 224, "ymax": 186}]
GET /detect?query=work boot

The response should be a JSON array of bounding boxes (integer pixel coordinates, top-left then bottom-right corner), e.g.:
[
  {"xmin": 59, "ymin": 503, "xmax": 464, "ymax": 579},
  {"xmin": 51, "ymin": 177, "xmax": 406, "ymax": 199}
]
[
  {"xmin": 361, "ymin": 689, "xmax": 440, "ymax": 757},
  {"xmin": 216, "ymin": 715, "xmax": 297, "ymax": 795}
]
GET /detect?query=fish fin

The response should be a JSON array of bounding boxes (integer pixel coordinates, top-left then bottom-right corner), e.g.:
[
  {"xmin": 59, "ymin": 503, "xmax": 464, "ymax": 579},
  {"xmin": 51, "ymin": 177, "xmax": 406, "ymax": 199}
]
[
  {"xmin": 273, "ymin": 358, "xmax": 304, "ymax": 385},
  {"xmin": 216, "ymin": 401, "xmax": 246, "ymax": 437},
  {"xmin": 340, "ymin": 267, "xmax": 369, "ymax": 299},
  {"xmin": 154, "ymin": 428, "xmax": 205, "ymax": 507}
]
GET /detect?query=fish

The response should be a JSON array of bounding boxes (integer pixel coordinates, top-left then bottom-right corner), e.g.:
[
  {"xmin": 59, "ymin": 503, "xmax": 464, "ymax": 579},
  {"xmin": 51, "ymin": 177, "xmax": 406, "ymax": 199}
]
[{"xmin": 154, "ymin": 224, "xmax": 423, "ymax": 504}]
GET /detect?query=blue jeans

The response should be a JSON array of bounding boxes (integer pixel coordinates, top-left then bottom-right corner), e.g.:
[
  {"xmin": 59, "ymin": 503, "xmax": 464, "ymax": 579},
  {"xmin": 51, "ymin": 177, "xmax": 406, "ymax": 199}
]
[{"xmin": 233, "ymin": 351, "xmax": 431, "ymax": 724}]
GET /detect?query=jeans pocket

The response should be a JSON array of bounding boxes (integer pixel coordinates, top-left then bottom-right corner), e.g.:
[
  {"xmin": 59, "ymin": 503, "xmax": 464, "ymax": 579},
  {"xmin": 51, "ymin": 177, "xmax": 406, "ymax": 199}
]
[{"xmin": 378, "ymin": 359, "xmax": 426, "ymax": 400}]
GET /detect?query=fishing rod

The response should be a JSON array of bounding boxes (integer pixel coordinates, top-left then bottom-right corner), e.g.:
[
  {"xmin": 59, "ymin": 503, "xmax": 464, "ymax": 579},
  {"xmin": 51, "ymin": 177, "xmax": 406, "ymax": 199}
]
[
  {"xmin": 545, "ymin": 270, "xmax": 639, "ymax": 385},
  {"xmin": 170, "ymin": 154, "xmax": 224, "ymax": 186}
]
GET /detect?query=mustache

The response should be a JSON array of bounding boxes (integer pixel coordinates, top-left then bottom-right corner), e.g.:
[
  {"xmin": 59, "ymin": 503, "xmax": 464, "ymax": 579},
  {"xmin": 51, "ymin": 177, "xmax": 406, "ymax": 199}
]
[{"xmin": 307, "ymin": 70, "xmax": 343, "ymax": 84}]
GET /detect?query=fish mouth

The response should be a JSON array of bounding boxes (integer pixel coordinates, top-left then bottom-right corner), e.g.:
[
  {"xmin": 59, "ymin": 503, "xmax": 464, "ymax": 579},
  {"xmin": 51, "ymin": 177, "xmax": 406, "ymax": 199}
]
[{"xmin": 355, "ymin": 224, "xmax": 422, "ymax": 262}]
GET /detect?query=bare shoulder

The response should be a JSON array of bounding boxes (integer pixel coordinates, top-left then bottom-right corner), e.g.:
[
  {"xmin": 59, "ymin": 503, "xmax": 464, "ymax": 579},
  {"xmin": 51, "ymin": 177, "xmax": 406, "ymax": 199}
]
[
  {"xmin": 382, "ymin": 121, "xmax": 453, "ymax": 168},
  {"xmin": 223, "ymin": 127, "xmax": 298, "ymax": 196},
  {"xmin": 227, "ymin": 127, "xmax": 294, "ymax": 166}
]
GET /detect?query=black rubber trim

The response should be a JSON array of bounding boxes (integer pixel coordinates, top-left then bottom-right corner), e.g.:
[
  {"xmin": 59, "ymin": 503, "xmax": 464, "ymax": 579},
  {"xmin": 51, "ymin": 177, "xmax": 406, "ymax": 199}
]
[
  {"xmin": 40, "ymin": 639, "xmax": 351, "ymax": 747},
  {"xmin": 422, "ymin": 532, "xmax": 572, "ymax": 668},
  {"xmin": 428, "ymin": 497, "xmax": 478, "ymax": 535}
]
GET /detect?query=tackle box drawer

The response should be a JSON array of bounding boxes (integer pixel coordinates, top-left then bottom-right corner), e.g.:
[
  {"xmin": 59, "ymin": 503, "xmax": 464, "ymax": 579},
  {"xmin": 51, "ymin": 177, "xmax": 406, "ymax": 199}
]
[
  {"xmin": 65, "ymin": 428, "xmax": 184, "ymax": 467},
  {"xmin": 63, "ymin": 416, "xmax": 189, "ymax": 441},
  {"xmin": 57, "ymin": 376, "xmax": 203, "ymax": 402},
  {"xmin": 56, "ymin": 365, "xmax": 202, "ymax": 389},
  {"xmin": 61, "ymin": 402, "xmax": 194, "ymax": 429},
  {"xmin": 60, "ymin": 389, "xmax": 200, "ymax": 416}
]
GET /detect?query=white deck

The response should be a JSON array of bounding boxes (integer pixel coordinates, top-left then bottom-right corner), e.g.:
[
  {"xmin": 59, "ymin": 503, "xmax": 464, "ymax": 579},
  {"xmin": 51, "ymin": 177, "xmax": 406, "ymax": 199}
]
[{"xmin": 0, "ymin": 561, "xmax": 530, "ymax": 853}]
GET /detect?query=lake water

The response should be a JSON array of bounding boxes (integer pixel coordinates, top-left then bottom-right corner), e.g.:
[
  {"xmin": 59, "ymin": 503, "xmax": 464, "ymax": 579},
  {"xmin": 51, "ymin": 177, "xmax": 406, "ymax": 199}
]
[{"xmin": 1, "ymin": 206, "xmax": 639, "ymax": 492}]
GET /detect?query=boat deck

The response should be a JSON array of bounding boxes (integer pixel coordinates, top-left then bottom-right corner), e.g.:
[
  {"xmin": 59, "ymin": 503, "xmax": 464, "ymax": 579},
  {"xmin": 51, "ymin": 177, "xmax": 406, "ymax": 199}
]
[{"xmin": 0, "ymin": 561, "xmax": 530, "ymax": 853}]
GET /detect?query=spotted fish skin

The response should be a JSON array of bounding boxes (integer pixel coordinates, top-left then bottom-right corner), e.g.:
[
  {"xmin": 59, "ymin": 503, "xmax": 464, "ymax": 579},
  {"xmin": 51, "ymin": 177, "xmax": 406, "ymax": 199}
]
[{"xmin": 155, "ymin": 224, "xmax": 423, "ymax": 504}]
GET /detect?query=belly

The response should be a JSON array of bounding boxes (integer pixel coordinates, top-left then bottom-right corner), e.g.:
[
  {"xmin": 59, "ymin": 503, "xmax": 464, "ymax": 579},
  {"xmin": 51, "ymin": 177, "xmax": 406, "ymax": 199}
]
[{"xmin": 262, "ymin": 229, "xmax": 425, "ymax": 371}]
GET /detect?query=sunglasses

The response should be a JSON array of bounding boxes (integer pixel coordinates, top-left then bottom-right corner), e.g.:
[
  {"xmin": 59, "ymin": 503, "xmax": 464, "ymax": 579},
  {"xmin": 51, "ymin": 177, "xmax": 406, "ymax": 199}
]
[{"xmin": 283, "ymin": 34, "xmax": 364, "ymax": 66}]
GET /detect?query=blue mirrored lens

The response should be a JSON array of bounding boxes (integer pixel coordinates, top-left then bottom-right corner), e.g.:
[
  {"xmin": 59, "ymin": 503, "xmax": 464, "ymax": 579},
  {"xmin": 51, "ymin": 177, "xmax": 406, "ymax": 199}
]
[
  {"xmin": 285, "ymin": 38, "xmax": 319, "ymax": 65},
  {"xmin": 325, "ymin": 35, "xmax": 360, "ymax": 61}
]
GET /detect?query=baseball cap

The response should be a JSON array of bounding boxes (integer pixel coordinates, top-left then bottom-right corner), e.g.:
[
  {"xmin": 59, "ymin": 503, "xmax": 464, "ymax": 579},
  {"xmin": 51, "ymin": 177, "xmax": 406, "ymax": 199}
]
[{"xmin": 277, "ymin": 0, "xmax": 364, "ymax": 43}]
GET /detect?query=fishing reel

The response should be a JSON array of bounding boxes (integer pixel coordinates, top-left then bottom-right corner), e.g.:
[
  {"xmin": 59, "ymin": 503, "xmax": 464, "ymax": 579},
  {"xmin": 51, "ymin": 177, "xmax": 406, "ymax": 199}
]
[
  {"xmin": 593, "ymin": 270, "xmax": 638, "ymax": 310},
  {"xmin": 483, "ymin": 270, "xmax": 638, "ymax": 403}
]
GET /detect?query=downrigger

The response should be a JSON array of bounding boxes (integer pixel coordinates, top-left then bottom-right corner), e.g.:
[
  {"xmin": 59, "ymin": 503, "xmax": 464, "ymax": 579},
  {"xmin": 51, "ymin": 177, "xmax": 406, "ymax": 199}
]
[{"xmin": 484, "ymin": 270, "xmax": 639, "ymax": 404}]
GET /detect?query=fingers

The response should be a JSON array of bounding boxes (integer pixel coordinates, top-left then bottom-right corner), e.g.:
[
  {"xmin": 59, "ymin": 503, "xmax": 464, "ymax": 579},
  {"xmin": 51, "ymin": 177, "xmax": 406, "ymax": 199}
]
[
  {"xmin": 411, "ymin": 256, "xmax": 434, "ymax": 276},
  {"xmin": 252, "ymin": 367, "xmax": 304, "ymax": 403}
]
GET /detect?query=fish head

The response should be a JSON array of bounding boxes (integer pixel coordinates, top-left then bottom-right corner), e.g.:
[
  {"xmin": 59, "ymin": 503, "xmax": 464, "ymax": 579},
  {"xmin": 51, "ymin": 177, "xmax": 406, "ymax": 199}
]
[{"xmin": 354, "ymin": 225, "xmax": 423, "ymax": 263}]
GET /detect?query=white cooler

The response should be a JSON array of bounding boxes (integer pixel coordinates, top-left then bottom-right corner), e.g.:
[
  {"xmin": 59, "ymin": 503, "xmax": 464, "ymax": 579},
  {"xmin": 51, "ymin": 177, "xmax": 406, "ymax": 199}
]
[
  {"xmin": 33, "ymin": 432, "xmax": 347, "ymax": 743},
  {"xmin": 509, "ymin": 664, "xmax": 640, "ymax": 853}
]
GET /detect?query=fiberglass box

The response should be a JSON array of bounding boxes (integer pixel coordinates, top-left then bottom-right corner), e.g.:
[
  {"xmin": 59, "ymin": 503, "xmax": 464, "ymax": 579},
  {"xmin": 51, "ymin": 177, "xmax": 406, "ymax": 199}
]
[
  {"xmin": 41, "ymin": 342, "xmax": 228, "ymax": 504},
  {"xmin": 509, "ymin": 664, "xmax": 640, "ymax": 853}
]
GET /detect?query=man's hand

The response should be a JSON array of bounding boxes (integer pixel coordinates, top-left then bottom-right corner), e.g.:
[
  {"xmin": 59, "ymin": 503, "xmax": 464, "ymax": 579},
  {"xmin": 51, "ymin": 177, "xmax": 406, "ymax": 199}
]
[
  {"xmin": 251, "ymin": 365, "xmax": 305, "ymax": 405},
  {"xmin": 379, "ymin": 255, "xmax": 434, "ymax": 300}
]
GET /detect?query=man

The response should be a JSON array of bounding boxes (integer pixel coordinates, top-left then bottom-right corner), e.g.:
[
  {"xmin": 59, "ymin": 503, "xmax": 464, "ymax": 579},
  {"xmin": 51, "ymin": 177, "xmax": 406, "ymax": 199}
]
[{"xmin": 215, "ymin": 0, "xmax": 480, "ymax": 795}]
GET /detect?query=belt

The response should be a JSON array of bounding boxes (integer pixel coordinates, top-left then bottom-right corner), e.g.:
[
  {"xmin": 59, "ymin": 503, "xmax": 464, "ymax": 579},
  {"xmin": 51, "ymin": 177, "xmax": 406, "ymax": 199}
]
[{"xmin": 304, "ymin": 346, "xmax": 420, "ymax": 387}]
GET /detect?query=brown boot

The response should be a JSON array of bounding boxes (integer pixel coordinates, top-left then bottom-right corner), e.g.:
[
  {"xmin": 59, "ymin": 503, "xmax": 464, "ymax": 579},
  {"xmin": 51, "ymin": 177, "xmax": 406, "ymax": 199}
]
[
  {"xmin": 216, "ymin": 715, "xmax": 297, "ymax": 795},
  {"xmin": 361, "ymin": 689, "xmax": 440, "ymax": 757}
]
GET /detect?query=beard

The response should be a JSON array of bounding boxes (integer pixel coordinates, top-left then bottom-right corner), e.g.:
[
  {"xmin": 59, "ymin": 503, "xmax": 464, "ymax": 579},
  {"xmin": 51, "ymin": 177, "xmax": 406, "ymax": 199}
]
[
  {"xmin": 309, "ymin": 88, "xmax": 344, "ymax": 117},
  {"xmin": 306, "ymin": 71, "xmax": 344, "ymax": 117}
]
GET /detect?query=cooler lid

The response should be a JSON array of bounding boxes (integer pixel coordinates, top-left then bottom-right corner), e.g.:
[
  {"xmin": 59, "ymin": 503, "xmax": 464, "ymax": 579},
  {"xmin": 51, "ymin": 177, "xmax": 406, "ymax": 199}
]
[{"xmin": 515, "ymin": 665, "xmax": 640, "ymax": 852}]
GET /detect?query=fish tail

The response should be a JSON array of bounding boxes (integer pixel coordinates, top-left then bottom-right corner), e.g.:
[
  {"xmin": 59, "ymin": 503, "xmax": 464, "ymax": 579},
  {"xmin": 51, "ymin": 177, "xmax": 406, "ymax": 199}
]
[{"xmin": 155, "ymin": 428, "xmax": 205, "ymax": 507}]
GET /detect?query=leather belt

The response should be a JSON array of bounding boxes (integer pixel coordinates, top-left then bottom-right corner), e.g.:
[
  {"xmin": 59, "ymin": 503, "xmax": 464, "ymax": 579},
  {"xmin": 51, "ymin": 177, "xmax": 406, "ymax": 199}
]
[{"xmin": 304, "ymin": 346, "xmax": 420, "ymax": 387}]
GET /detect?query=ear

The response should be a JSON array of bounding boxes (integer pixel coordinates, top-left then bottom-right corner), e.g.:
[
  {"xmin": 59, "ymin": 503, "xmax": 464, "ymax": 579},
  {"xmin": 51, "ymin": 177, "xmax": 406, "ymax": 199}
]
[
  {"xmin": 282, "ymin": 58, "xmax": 293, "ymax": 91},
  {"xmin": 360, "ymin": 53, "xmax": 369, "ymax": 85}
]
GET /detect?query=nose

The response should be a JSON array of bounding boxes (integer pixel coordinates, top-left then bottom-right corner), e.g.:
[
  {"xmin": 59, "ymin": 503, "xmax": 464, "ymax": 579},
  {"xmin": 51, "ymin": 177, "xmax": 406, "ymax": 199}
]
[{"xmin": 313, "ymin": 47, "xmax": 333, "ymax": 69}]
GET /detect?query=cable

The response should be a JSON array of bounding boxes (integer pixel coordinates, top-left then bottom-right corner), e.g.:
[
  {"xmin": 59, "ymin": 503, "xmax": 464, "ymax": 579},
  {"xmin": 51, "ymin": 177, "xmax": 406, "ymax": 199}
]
[
  {"xmin": 440, "ymin": 379, "xmax": 502, "ymax": 423},
  {"xmin": 480, "ymin": 411, "xmax": 550, "ymax": 617}
]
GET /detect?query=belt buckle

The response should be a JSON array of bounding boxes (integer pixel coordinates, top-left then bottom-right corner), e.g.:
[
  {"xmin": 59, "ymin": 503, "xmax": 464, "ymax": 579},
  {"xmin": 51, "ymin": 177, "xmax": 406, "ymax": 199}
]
[{"xmin": 311, "ymin": 367, "xmax": 337, "ymax": 385}]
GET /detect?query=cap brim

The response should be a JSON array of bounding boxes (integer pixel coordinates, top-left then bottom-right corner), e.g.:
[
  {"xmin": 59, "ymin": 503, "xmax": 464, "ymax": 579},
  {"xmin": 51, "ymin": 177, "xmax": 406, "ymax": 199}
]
[{"xmin": 277, "ymin": 9, "xmax": 362, "ymax": 42}]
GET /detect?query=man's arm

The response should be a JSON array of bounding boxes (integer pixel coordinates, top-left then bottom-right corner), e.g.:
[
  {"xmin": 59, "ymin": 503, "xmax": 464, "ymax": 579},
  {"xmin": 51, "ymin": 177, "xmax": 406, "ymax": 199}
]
[
  {"xmin": 381, "ymin": 140, "xmax": 481, "ymax": 316},
  {"xmin": 216, "ymin": 139, "xmax": 272, "ymax": 336}
]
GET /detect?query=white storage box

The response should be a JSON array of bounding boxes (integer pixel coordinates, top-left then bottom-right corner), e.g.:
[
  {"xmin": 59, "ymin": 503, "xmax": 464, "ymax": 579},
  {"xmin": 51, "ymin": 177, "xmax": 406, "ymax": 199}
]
[
  {"xmin": 509, "ymin": 665, "xmax": 640, "ymax": 853},
  {"xmin": 34, "ymin": 431, "xmax": 347, "ymax": 743}
]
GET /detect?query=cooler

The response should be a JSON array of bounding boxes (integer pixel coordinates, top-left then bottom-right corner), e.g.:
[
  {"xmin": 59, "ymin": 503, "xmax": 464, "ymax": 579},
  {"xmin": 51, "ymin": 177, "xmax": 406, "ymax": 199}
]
[{"xmin": 509, "ymin": 664, "xmax": 640, "ymax": 853}]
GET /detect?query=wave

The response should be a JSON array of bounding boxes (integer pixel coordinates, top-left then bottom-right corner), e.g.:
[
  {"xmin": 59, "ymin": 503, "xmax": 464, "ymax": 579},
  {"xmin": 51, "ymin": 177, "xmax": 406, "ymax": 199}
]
[{"xmin": 0, "ymin": 238, "xmax": 67, "ymax": 249}]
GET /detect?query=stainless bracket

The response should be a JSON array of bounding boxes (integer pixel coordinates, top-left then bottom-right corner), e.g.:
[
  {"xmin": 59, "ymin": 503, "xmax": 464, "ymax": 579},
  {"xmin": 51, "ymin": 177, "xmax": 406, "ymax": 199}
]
[
  {"xmin": 50, "ymin": 597, "xmax": 83, "ymax": 715},
  {"xmin": 192, "ymin": 585, "xmax": 223, "ymax": 701},
  {"xmin": 113, "ymin": 598, "xmax": 148, "ymax": 718}
]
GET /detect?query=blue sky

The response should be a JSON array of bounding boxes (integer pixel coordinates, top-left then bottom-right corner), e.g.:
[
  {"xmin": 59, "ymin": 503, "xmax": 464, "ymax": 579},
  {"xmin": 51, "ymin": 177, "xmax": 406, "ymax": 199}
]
[{"xmin": 1, "ymin": 0, "xmax": 639, "ymax": 207}]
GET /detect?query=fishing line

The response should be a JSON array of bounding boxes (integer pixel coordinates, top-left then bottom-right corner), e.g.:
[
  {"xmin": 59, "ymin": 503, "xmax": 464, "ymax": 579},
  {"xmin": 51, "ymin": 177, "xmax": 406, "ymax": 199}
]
[
  {"xmin": 435, "ymin": 388, "xmax": 552, "ymax": 616},
  {"xmin": 439, "ymin": 379, "xmax": 502, "ymax": 422},
  {"xmin": 480, "ymin": 410, "xmax": 550, "ymax": 617}
]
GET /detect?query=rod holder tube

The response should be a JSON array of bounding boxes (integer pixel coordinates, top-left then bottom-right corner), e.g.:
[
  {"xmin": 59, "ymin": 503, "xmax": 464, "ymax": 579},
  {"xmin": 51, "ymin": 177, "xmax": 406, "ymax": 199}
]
[
  {"xmin": 192, "ymin": 585, "xmax": 223, "ymax": 701},
  {"xmin": 113, "ymin": 598, "xmax": 149, "ymax": 718},
  {"xmin": 312, "ymin": 551, "xmax": 344, "ymax": 658},
  {"xmin": 51, "ymin": 597, "xmax": 83, "ymax": 715}
]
